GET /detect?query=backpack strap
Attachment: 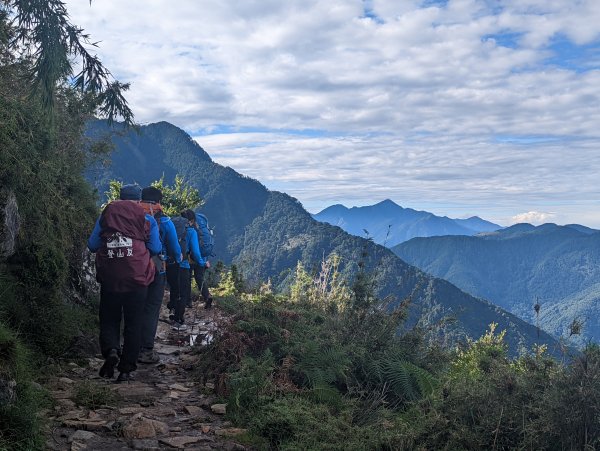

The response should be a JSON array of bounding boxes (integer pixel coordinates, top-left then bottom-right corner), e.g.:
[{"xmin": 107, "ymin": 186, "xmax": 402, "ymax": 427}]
[{"xmin": 151, "ymin": 210, "xmax": 168, "ymax": 274}]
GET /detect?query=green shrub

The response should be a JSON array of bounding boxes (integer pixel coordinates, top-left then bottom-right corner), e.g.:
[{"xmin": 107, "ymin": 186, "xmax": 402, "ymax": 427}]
[
  {"xmin": 404, "ymin": 327, "xmax": 600, "ymax": 450},
  {"xmin": 0, "ymin": 323, "xmax": 50, "ymax": 451},
  {"xmin": 195, "ymin": 264, "xmax": 600, "ymax": 451},
  {"xmin": 226, "ymin": 353, "xmax": 276, "ymax": 422},
  {"xmin": 194, "ymin": 291, "xmax": 437, "ymax": 449},
  {"xmin": 73, "ymin": 380, "xmax": 118, "ymax": 410},
  {"xmin": 540, "ymin": 344, "xmax": 600, "ymax": 450},
  {"xmin": 249, "ymin": 396, "xmax": 408, "ymax": 450}
]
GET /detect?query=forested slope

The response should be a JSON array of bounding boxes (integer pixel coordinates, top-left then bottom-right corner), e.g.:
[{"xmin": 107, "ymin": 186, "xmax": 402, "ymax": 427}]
[
  {"xmin": 86, "ymin": 121, "xmax": 561, "ymax": 354},
  {"xmin": 393, "ymin": 224, "xmax": 600, "ymax": 345}
]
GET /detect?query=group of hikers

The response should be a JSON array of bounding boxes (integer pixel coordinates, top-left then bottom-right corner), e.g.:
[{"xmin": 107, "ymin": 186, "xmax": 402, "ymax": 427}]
[{"xmin": 87, "ymin": 183, "xmax": 213, "ymax": 383}]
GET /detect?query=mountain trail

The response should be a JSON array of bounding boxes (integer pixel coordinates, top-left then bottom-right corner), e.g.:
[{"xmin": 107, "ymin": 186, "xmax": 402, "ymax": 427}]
[{"xmin": 43, "ymin": 296, "xmax": 249, "ymax": 451}]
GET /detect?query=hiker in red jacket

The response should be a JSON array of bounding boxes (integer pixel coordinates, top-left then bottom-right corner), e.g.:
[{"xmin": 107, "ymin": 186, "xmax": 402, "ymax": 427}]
[{"xmin": 87, "ymin": 184, "xmax": 161, "ymax": 382}]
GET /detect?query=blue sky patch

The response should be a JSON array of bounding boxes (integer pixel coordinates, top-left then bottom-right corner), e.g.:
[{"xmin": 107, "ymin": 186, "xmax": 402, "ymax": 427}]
[
  {"xmin": 361, "ymin": 0, "xmax": 384, "ymax": 24},
  {"xmin": 544, "ymin": 34, "xmax": 600, "ymax": 73},
  {"xmin": 191, "ymin": 125, "xmax": 345, "ymax": 138},
  {"xmin": 494, "ymin": 135, "xmax": 561, "ymax": 145},
  {"xmin": 482, "ymin": 32, "xmax": 523, "ymax": 49},
  {"xmin": 421, "ymin": 0, "xmax": 448, "ymax": 8}
]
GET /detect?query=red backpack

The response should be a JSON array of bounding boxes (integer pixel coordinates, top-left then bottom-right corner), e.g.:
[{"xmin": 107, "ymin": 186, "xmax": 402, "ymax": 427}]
[{"xmin": 95, "ymin": 200, "xmax": 155, "ymax": 292}]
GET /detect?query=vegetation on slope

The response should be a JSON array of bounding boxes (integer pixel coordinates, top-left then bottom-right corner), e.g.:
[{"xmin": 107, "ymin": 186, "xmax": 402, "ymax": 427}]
[
  {"xmin": 194, "ymin": 265, "xmax": 600, "ymax": 450},
  {"xmin": 0, "ymin": 3, "xmax": 130, "ymax": 448}
]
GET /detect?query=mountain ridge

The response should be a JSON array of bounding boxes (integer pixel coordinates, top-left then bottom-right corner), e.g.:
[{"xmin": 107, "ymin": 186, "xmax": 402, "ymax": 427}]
[
  {"xmin": 393, "ymin": 223, "xmax": 600, "ymax": 346},
  {"xmin": 313, "ymin": 199, "xmax": 501, "ymax": 247},
  {"xmin": 86, "ymin": 120, "xmax": 561, "ymax": 354}
]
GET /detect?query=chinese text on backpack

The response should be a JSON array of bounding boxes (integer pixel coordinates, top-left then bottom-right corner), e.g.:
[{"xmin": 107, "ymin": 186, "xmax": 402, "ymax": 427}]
[
  {"xmin": 96, "ymin": 200, "xmax": 155, "ymax": 291},
  {"xmin": 195, "ymin": 213, "xmax": 214, "ymax": 258}
]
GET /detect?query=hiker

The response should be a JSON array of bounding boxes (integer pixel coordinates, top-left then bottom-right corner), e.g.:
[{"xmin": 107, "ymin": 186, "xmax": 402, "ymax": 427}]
[
  {"xmin": 189, "ymin": 212, "xmax": 214, "ymax": 309},
  {"xmin": 138, "ymin": 186, "xmax": 183, "ymax": 364},
  {"xmin": 87, "ymin": 184, "xmax": 161, "ymax": 382},
  {"xmin": 165, "ymin": 209, "xmax": 208, "ymax": 331}
]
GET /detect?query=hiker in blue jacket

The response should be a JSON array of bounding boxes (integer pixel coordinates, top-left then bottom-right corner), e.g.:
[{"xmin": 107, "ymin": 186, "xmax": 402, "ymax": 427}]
[
  {"xmin": 138, "ymin": 186, "xmax": 183, "ymax": 364},
  {"xmin": 189, "ymin": 213, "xmax": 214, "ymax": 309},
  {"xmin": 166, "ymin": 209, "xmax": 207, "ymax": 331},
  {"xmin": 87, "ymin": 183, "xmax": 161, "ymax": 383}
]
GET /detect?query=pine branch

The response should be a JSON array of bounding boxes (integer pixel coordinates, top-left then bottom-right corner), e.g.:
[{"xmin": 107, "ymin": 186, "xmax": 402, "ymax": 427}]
[{"xmin": 9, "ymin": 0, "xmax": 134, "ymax": 125}]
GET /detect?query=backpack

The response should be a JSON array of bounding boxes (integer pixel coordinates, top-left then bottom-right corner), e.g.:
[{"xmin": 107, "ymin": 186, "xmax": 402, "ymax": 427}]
[
  {"xmin": 195, "ymin": 213, "xmax": 215, "ymax": 258},
  {"xmin": 152, "ymin": 210, "xmax": 167, "ymax": 273},
  {"xmin": 139, "ymin": 202, "xmax": 170, "ymax": 273},
  {"xmin": 96, "ymin": 200, "xmax": 155, "ymax": 291},
  {"xmin": 169, "ymin": 216, "xmax": 189, "ymax": 263}
]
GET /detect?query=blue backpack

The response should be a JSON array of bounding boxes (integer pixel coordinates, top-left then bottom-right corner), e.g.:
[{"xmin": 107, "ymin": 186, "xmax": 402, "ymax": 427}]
[
  {"xmin": 169, "ymin": 216, "xmax": 189, "ymax": 263},
  {"xmin": 195, "ymin": 213, "xmax": 215, "ymax": 258}
]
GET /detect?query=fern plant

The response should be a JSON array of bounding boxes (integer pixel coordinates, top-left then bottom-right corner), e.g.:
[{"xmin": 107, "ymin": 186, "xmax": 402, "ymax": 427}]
[
  {"xmin": 289, "ymin": 342, "xmax": 351, "ymax": 409},
  {"xmin": 357, "ymin": 350, "xmax": 438, "ymax": 406},
  {"xmin": 383, "ymin": 359, "xmax": 437, "ymax": 401},
  {"xmin": 306, "ymin": 382, "xmax": 344, "ymax": 409}
]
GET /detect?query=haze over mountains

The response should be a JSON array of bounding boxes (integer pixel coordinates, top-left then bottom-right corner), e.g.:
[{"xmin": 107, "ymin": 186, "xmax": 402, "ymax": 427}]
[
  {"xmin": 85, "ymin": 120, "xmax": 560, "ymax": 354},
  {"xmin": 313, "ymin": 200, "xmax": 501, "ymax": 247},
  {"xmin": 393, "ymin": 223, "xmax": 600, "ymax": 346}
]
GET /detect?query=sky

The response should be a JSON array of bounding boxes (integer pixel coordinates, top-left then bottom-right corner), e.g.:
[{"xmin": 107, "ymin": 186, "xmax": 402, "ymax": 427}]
[{"xmin": 65, "ymin": 0, "xmax": 600, "ymax": 227}]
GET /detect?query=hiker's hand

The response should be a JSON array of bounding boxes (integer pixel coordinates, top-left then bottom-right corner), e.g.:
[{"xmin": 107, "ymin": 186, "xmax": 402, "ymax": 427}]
[{"xmin": 205, "ymin": 261, "xmax": 211, "ymax": 268}]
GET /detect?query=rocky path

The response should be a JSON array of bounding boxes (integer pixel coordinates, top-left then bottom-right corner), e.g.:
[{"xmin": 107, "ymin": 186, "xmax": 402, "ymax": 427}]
[{"xmin": 43, "ymin": 299, "xmax": 249, "ymax": 451}]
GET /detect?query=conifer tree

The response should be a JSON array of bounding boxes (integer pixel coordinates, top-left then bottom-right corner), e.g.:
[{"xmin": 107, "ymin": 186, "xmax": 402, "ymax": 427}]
[{"xmin": 4, "ymin": 0, "xmax": 133, "ymax": 124}]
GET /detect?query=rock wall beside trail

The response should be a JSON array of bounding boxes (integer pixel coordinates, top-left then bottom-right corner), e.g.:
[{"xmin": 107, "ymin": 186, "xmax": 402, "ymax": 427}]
[
  {"xmin": 0, "ymin": 189, "xmax": 20, "ymax": 260},
  {"xmin": 79, "ymin": 249, "xmax": 100, "ymax": 296}
]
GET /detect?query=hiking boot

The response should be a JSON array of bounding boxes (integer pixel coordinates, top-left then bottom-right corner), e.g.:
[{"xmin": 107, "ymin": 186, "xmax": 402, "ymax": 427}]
[
  {"xmin": 99, "ymin": 349, "xmax": 119, "ymax": 379},
  {"xmin": 204, "ymin": 297, "xmax": 213, "ymax": 309},
  {"xmin": 172, "ymin": 321, "xmax": 188, "ymax": 332},
  {"xmin": 138, "ymin": 348, "xmax": 160, "ymax": 364},
  {"xmin": 115, "ymin": 372, "xmax": 135, "ymax": 383}
]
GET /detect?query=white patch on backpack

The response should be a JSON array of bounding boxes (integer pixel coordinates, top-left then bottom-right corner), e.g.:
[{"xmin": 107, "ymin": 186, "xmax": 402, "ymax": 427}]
[{"xmin": 106, "ymin": 233, "xmax": 133, "ymax": 258}]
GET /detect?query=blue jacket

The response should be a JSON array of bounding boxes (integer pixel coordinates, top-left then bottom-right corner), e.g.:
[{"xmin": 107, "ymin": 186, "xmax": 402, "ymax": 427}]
[
  {"xmin": 180, "ymin": 226, "xmax": 206, "ymax": 269},
  {"xmin": 88, "ymin": 213, "xmax": 161, "ymax": 255},
  {"xmin": 157, "ymin": 216, "xmax": 183, "ymax": 268}
]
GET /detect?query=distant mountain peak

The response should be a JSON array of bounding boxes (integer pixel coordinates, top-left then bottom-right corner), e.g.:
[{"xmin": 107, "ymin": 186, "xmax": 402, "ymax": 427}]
[
  {"xmin": 315, "ymin": 203, "xmax": 349, "ymax": 215},
  {"xmin": 501, "ymin": 223, "xmax": 536, "ymax": 233},
  {"xmin": 313, "ymin": 200, "xmax": 501, "ymax": 247},
  {"xmin": 376, "ymin": 199, "xmax": 400, "ymax": 207}
]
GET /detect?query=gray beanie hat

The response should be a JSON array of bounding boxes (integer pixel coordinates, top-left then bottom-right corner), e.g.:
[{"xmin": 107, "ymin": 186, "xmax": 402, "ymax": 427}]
[{"xmin": 119, "ymin": 184, "xmax": 142, "ymax": 201}]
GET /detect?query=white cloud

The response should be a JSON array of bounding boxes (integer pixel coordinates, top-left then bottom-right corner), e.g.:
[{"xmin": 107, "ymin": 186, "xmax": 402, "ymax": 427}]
[
  {"xmin": 511, "ymin": 211, "xmax": 556, "ymax": 225},
  {"xmin": 63, "ymin": 0, "xmax": 600, "ymax": 226}
]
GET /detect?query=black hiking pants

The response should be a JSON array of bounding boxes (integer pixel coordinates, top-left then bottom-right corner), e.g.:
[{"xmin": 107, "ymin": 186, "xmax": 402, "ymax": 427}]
[
  {"xmin": 140, "ymin": 272, "xmax": 166, "ymax": 350},
  {"xmin": 176, "ymin": 268, "xmax": 191, "ymax": 323},
  {"xmin": 166, "ymin": 263, "xmax": 179, "ymax": 311},
  {"xmin": 166, "ymin": 264, "xmax": 190, "ymax": 323},
  {"xmin": 191, "ymin": 263, "xmax": 210, "ymax": 302},
  {"xmin": 99, "ymin": 286, "xmax": 147, "ymax": 373}
]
